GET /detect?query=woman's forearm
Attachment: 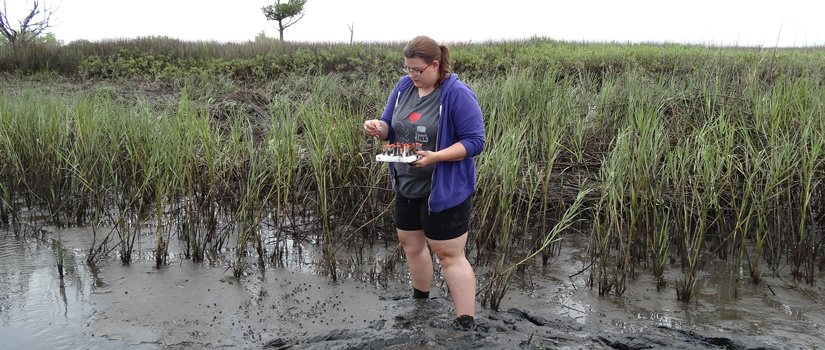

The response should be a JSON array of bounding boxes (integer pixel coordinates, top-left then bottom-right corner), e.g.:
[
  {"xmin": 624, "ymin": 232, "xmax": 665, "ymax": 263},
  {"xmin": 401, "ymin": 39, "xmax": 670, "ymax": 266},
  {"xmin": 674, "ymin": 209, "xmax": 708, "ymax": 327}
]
[{"xmin": 432, "ymin": 142, "xmax": 466, "ymax": 162}]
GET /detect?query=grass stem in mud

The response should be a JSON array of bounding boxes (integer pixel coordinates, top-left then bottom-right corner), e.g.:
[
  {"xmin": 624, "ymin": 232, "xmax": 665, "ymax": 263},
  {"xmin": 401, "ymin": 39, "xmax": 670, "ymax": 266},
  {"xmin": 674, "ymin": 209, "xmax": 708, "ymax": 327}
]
[
  {"xmin": 482, "ymin": 186, "xmax": 591, "ymax": 311},
  {"xmin": 302, "ymin": 101, "xmax": 338, "ymax": 281},
  {"xmin": 266, "ymin": 99, "xmax": 298, "ymax": 264},
  {"xmin": 233, "ymin": 129, "xmax": 277, "ymax": 278},
  {"xmin": 57, "ymin": 233, "xmax": 64, "ymax": 278}
]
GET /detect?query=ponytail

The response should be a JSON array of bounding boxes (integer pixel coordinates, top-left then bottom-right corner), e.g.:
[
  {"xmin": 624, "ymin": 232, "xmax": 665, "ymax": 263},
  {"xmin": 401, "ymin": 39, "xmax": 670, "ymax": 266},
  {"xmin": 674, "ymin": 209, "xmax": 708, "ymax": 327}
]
[{"xmin": 436, "ymin": 43, "xmax": 452, "ymax": 87}]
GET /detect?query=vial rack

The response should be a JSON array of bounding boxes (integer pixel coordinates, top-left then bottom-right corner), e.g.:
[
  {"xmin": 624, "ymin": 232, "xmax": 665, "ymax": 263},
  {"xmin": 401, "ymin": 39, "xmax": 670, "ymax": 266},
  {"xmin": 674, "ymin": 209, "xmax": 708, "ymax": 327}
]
[{"xmin": 375, "ymin": 143, "xmax": 422, "ymax": 163}]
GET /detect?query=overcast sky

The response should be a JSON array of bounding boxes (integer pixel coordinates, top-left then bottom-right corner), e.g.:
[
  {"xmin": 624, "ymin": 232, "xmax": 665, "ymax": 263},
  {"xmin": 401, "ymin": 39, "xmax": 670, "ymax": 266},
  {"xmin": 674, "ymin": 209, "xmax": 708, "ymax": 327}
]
[{"xmin": 3, "ymin": 0, "xmax": 822, "ymax": 47}]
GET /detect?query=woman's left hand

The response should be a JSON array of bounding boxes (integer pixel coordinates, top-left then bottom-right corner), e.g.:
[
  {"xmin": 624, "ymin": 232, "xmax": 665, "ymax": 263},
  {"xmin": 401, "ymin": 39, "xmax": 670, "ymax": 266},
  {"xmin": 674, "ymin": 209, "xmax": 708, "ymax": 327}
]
[{"xmin": 412, "ymin": 150, "xmax": 437, "ymax": 167}]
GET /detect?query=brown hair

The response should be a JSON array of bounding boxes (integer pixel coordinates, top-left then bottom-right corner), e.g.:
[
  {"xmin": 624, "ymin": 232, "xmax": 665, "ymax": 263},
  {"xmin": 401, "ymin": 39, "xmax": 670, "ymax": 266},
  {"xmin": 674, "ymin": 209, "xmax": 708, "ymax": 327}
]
[{"xmin": 403, "ymin": 36, "xmax": 451, "ymax": 87}]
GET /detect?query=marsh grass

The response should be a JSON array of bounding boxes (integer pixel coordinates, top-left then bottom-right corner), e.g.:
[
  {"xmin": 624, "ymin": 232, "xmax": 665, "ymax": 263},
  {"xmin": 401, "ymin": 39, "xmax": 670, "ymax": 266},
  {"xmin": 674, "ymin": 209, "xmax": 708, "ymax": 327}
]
[
  {"xmin": 265, "ymin": 97, "xmax": 298, "ymax": 264},
  {"xmin": 233, "ymin": 131, "xmax": 277, "ymax": 278},
  {"xmin": 1, "ymin": 39, "xmax": 824, "ymax": 307}
]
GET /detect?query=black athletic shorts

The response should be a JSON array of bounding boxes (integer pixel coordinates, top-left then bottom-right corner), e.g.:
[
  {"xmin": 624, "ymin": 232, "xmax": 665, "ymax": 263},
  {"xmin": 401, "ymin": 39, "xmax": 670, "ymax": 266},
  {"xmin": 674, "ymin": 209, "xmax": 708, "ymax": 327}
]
[{"xmin": 394, "ymin": 192, "xmax": 472, "ymax": 241}]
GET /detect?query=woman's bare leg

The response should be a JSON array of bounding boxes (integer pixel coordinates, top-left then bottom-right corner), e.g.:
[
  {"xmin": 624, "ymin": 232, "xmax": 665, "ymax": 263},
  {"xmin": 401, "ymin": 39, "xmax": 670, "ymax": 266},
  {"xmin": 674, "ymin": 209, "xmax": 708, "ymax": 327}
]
[
  {"xmin": 397, "ymin": 229, "xmax": 433, "ymax": 294},
  {"xmin": 428, "ymin": 232, "xmax": 475, "ymax": 317}
]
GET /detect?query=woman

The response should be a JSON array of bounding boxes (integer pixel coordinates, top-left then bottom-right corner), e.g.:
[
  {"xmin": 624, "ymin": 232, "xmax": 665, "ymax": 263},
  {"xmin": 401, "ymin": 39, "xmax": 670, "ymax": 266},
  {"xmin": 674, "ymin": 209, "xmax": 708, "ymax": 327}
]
[{"xmin": 363, "ymin": 36, "xmax": 485, "ymax": 330}]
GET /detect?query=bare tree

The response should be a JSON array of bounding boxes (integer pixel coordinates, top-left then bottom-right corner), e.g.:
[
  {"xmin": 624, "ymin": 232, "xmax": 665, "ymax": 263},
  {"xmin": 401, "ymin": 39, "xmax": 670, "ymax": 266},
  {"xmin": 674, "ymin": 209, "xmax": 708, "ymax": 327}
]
[
  {"xmin": 261, "ymin": 0, "xmax": 307, "ymax": 41},
  {"xmin": 0, "ymin": 0, "xmax": 57, "ymax": 45}
]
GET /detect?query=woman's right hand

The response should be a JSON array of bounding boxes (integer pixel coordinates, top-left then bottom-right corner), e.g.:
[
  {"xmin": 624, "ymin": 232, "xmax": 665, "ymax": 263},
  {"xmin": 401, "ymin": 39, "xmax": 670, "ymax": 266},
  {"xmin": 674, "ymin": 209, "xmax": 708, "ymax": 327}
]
[{"xmin": 363, "ymin": 120, "xmax": 385, "ymax": 138}]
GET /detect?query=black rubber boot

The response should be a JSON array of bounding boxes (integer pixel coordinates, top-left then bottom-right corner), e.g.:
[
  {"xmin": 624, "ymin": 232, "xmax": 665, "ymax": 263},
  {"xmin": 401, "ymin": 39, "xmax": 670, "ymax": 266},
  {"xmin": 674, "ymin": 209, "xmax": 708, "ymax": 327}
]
[{"xmin": 456, "ymin": 315, "xmax": 474, "ymax": 330}]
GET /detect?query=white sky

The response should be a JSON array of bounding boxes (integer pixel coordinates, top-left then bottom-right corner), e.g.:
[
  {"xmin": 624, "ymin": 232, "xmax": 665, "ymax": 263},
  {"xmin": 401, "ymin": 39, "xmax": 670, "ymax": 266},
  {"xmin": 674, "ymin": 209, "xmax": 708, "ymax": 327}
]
[{"xmin": 3, "ymin": 0, "xmax": 823, "ymax": 47}]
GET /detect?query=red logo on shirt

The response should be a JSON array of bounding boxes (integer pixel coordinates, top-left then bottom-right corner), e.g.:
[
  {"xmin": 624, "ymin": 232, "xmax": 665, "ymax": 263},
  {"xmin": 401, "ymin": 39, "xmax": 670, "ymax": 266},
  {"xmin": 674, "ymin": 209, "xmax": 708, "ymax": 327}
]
[{"xmin": 409, "ymin": 112, "xmax": 421, "ymax": 123}]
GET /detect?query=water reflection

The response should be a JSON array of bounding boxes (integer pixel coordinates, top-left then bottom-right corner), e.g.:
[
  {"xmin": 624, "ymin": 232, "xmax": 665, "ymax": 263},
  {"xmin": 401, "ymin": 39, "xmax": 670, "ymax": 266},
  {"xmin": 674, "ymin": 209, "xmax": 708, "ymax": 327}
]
[{"xmin": 0, "ymin": 230, "xmax": 132, "ymax": 349}]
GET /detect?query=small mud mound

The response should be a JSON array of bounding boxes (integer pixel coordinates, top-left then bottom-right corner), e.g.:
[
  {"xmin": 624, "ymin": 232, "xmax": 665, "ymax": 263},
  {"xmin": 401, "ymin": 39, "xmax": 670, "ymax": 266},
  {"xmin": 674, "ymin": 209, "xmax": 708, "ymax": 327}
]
[
  {"xmin": 265, "ymin": 329, "xmax": 428, "ymax": 349},
  {"xmin": 594, "ymin": 326, "xmax": 775, "ymax": 350},
  {"xmin": 264, "ymin": 302, "xmax": 774, "ymax": 350}
]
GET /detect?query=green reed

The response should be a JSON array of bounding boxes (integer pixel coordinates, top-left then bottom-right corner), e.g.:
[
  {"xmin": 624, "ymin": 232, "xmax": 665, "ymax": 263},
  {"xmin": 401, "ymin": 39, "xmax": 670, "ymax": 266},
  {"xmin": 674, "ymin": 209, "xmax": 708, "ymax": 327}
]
[
  {"xmin": 265, "ymin": 96, "xmax": 298, "ymax": 264},
  {"xmin": 178, "ymin": 95, "xmax": 227, "ymax": 262},
  {"xmin": 476, "ymin": 126, "xmax": 528, "ymax": 309},
  {"xmin": 673, "ymin": 126, "xmax": 718, "ymax": 301},
  {"xmin": 302, "ymin": 92, "xmax": 339, "ymax": 281},
  {"xmin": 474, "ymin": 71, "xmax": 533, "ymax": 252},
  {"xmin": 535, "ymin": 75, "xmax": 568, "ymax": 266},
  {"xmin": 590, "ymin": 70, "xmax": 672, "ymax": 296},
  {"xmin": 63, "ymin": 91, "xmax": 121, "ymax": 263},
  {"xmin": 593, "ymin": 128, "xmax": 630, "ymax": 295},
  {"xmin": 233, "ymin": 130, "xmax": 277, "ymax": 278},
  {"xmin": 794, "ymin": 121, "xmax": 823, "ymax": 283},
  {"xmin": 149, "ymin": 111, "xmax": 187, "ymax": 268},
  {"xmin": 8, "ymin": 90, "xmax": 71, "ymax": 225},
  {"xmin": 299, "ymin": 74, "xmax": 372, "ymax": 281},
  {"xmin": 0, "ymin": 104, "xmax": 17, "ymax": 229},
  {"xmin": 472, "ymin": 67, "xmax": 594, "ymax": 309}
]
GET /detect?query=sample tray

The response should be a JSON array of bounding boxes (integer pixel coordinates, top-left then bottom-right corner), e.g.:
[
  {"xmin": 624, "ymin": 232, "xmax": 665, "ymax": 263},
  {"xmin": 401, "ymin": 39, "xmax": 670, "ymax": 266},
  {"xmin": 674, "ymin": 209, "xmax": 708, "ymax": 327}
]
[{"xmin": 375, "ymin": 154, "xmax": 421, "ymax": 163}]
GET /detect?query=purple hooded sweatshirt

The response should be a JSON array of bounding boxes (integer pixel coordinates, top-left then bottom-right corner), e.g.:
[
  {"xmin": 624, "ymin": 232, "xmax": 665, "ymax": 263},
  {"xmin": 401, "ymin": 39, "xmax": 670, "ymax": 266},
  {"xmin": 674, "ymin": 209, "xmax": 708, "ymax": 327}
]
[{"xmin": 379, "ymin": 74, "xmax": 486, "ymax": 212}]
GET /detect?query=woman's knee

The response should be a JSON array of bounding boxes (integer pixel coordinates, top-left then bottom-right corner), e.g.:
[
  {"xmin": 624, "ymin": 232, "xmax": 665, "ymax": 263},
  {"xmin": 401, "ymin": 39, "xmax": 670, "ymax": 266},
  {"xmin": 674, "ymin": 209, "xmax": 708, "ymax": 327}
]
[
  {"xmin": 398, "ymin": 229, "xmax": 428, "ymax": 252},
  {"xmin": 430, "ymin": 247, "xmax": 467, "ymax": 266},
  {"xmin": 428, "ymin": 233, "xmax": 467, "ymax": 260}
]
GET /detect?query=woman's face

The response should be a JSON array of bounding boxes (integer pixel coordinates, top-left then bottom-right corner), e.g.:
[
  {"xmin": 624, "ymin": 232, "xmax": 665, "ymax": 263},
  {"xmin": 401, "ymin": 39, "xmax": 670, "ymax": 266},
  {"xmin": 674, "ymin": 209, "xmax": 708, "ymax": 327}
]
[{"xmin": 404, "ymin": 57, "xmax": 438, "ymax": 90}]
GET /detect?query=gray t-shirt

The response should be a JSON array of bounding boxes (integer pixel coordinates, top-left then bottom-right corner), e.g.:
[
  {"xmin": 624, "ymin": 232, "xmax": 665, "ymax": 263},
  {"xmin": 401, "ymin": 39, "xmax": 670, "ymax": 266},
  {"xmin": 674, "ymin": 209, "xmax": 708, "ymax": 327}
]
[{"xmin": 392, "ymin": 85, "xmax": 441, "ymax": 199}]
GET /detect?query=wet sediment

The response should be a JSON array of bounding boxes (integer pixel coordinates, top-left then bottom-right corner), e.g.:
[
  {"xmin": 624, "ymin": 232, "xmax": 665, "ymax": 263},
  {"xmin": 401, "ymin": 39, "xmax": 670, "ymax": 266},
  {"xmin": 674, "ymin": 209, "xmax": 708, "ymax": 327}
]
[
  {"xmin": 266, "ymin": 296, "xmax": 774, "ymax": 350},
  {"xmin": 0, "ymin": 231, "xmax": 816, "ymax": 350}
]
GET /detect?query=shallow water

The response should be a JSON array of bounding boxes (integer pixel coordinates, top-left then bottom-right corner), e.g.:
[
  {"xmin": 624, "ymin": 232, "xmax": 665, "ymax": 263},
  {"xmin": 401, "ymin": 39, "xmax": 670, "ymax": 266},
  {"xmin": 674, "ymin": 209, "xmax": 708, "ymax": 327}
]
[{"xmin": 1, "ymin": 226, "xmax": 824, "ymax": 349}]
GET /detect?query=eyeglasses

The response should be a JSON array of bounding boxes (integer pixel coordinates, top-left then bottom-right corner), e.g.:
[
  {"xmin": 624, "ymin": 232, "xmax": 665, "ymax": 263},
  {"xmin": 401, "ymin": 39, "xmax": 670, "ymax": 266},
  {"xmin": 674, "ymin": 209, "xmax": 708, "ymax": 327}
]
[{"xmin": 401, "ymin": 63, "xmax": 431, "ymax": 76}]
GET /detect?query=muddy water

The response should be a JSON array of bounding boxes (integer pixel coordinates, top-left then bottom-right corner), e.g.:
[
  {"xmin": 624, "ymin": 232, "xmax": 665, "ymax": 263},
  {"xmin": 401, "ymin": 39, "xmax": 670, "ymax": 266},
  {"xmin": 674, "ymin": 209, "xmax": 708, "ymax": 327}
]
[{"xmin": 1, "ymin": 226, "xmax": 823, "ymax": 350}]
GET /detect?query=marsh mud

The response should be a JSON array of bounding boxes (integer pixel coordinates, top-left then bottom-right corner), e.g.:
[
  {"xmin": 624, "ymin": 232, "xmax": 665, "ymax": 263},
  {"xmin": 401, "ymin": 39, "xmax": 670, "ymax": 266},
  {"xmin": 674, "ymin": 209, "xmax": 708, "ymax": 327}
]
[{"xmin": 1, "ymin": 226, "xmax": 823, "ymax": 350}]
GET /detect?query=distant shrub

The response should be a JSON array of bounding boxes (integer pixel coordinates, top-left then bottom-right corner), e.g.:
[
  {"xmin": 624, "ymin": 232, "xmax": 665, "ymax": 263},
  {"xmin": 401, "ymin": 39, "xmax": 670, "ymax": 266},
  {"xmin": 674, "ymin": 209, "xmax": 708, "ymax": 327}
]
[{"xmin": 2, "ymin": 36, "xmax": 825, "ymax": 87}]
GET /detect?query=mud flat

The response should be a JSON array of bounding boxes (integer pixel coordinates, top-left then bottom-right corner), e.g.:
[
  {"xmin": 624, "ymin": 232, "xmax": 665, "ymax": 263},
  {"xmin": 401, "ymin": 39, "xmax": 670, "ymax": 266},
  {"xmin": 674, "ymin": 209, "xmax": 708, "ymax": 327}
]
[{"xmin": 0, "ymin": 229, "xmax": 822, "ymax": 349}]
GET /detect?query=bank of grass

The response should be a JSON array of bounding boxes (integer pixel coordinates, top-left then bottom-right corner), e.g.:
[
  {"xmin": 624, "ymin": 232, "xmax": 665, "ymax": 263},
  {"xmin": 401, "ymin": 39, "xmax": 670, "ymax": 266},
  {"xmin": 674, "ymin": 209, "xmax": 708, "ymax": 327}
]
[
  {"xmin": 1, "ymin": 38, "xmax": 824, "ymax": 305},
  {"xmin": 3, "ymin": 36, "xmax": 825, "ymax": 83}
]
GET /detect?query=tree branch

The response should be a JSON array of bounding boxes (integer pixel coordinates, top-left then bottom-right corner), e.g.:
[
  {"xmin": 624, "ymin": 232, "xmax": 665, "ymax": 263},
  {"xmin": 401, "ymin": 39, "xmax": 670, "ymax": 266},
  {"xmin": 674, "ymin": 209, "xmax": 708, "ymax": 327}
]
[
  {"xmin": 280, "ymin": 12, "xmax": 304, "ymax": 30},
  {"xmin": 0, "ymin": 1, "xmax": 16, "ymax": 40},
  {"xmin": 0, "ymin": 0, "xmax": 58, "ymax": 44}
]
